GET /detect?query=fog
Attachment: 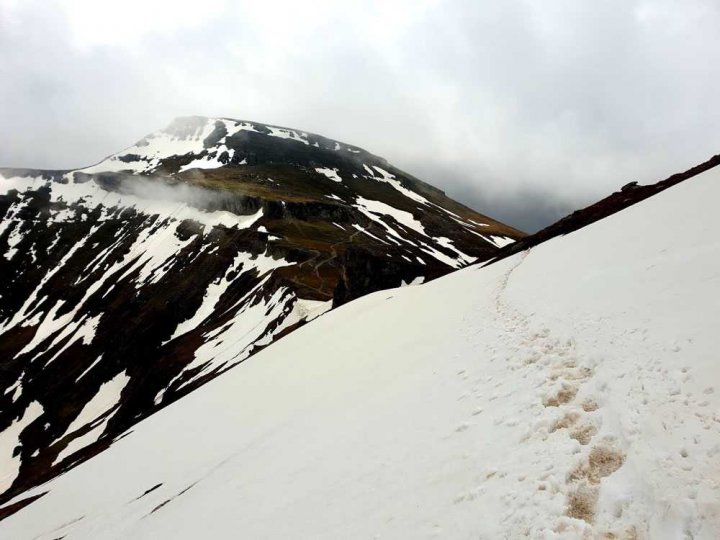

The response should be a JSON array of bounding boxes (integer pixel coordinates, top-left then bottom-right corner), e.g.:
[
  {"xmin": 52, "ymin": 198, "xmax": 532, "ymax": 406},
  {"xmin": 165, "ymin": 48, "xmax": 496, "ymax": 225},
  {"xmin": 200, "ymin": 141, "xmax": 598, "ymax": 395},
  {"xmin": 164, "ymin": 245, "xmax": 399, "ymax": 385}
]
[{"xmin": 2, "ymin": 0, "xmax": 719, "ymax": 231}]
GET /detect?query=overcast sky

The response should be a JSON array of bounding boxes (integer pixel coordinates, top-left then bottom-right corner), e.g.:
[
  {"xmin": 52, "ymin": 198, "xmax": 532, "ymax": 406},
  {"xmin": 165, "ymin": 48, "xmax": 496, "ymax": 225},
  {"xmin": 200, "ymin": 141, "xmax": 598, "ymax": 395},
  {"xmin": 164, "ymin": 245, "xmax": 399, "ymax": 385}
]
[{"xmin": 1, "ymin": 0, "xmax": 719, "ymax": 231}]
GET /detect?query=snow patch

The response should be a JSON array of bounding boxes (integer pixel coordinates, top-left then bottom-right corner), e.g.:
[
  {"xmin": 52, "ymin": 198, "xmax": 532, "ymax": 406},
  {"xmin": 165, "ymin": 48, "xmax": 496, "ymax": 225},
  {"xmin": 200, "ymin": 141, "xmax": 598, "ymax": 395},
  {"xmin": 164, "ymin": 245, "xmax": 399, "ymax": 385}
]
[
  {"xmin": 354, "ymin": 196, "xmax": 427, "ymax": 238},
  {"xmin": 315, "ymin": 167, "xmax": 342, "ymax": 183}
]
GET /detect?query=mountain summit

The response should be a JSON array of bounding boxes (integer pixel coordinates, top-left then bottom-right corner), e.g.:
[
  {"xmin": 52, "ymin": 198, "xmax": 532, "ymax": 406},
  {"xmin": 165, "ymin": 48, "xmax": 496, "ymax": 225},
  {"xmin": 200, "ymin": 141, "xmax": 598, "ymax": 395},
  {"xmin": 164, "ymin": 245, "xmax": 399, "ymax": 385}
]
[{"xmin": 0, "ymin": 117, "xmax": 523, "ymax": 502}]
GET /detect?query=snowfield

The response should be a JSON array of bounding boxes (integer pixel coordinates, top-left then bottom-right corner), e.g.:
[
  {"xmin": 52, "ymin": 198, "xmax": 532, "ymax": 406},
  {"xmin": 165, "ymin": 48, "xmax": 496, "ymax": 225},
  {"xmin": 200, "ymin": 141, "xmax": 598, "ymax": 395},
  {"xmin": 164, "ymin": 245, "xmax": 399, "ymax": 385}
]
[{"xmin": 1, "ymin": 167, "xmax": 719, "ymax": 538}]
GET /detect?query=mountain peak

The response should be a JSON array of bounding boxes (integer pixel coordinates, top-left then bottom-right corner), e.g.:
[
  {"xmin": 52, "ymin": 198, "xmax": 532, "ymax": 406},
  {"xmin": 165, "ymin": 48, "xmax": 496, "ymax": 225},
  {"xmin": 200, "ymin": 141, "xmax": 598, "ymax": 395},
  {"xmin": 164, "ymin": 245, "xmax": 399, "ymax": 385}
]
[
  {"xmin": 81, "ymin": 116, "xmax": 378, "ymax": 177},
  {"xmin": 0, "ymin": 117, "xmax": 523, "ymax": 504}
]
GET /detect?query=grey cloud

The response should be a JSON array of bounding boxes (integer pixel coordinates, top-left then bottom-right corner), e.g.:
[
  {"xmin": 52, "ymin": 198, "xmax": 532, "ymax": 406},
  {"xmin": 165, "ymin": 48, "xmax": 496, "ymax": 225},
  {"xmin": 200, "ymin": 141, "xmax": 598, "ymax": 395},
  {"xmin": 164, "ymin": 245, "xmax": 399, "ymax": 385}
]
[
  {"xmin": 2, "ymin": 0, "xmax": 719, "ymax": 232},
  {"xmin": 111, "ymin": 175, "xmax": 228, "ymax": 208}
]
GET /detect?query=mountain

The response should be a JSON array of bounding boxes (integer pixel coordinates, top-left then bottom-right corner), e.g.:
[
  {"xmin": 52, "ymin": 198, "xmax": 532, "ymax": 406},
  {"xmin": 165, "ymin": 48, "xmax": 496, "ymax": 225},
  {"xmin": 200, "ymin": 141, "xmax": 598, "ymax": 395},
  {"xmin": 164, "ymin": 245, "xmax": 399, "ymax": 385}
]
[
  {"xmin": 1, "ymin": 155, "xmax": 718, "ymax": 538},
  {"xmin": 0, "ymin": 117, "xmax": 523, "ymax": 504}
]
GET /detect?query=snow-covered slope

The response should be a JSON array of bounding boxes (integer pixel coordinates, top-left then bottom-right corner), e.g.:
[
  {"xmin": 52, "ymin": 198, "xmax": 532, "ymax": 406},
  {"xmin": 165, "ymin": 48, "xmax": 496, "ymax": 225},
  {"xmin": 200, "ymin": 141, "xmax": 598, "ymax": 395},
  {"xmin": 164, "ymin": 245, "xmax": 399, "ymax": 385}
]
[
  {"xmin": 0, "ymin": 118, "xmax": 523, "ymax": 504},
  {"xmin": 1, "ymin": 158, "xmax": 718, "ymax": 537}
]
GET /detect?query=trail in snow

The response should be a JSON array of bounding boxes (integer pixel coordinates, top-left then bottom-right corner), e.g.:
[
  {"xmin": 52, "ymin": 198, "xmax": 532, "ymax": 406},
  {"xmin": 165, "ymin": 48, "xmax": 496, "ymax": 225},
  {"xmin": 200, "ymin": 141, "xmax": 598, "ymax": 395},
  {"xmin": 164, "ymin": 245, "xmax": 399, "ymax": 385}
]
[
  {"xmin": 1, "ymin": 165, "xmax": 719, "ymax": 538},
  {"xmin": 486, "ymin": 251, "xmax": 628, "ymax": 533}
]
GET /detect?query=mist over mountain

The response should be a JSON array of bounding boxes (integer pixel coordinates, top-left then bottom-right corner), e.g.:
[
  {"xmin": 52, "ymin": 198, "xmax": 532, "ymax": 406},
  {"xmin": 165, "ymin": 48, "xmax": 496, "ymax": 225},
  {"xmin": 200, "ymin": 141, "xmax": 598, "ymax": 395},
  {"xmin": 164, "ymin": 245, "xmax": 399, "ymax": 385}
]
[
  {"xmin": 4, "ymin": 1, "xmax": 720, "ymax": 235},
  {"xmin": 0, "ymin": 116, "xmax": 523, "ymax": 503}
]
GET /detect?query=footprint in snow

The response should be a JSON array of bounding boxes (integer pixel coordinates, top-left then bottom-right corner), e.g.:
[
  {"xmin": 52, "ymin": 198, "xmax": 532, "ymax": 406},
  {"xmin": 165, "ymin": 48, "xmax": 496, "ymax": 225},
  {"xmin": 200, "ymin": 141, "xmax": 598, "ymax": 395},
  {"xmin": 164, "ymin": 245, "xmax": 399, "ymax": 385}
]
[{"xmin": 542, "ymin": 384, "xmax": 578, "ymax": 407}]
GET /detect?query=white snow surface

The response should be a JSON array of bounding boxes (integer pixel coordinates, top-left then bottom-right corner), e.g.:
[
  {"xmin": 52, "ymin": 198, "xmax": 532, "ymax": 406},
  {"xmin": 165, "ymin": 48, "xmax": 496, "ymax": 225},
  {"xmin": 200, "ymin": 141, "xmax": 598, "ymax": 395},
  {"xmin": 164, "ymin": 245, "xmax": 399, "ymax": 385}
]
[
  {"xmin": 271, "ymin": 298, "xmax": 333, "ymax": 337},
  {"xmin": 79, "ymin": 118, "xmax": 250, "ymax": 174},
  {"xmin": 61, "ymin": 371, "xmax": 130, "ymax": 437},
  {"xmin": 371, "ymin": 165, "xmax": 431, "ymax": 206},
  {"xmin": 178, "ymin": 144, "xmax": 234, "ymax": 172},
  {"xmin": 354, "ymin": 196, "xmax": 427, "ymax": 239},
  {"xmin": 52, "ymin": 371, "xmax": 130, "ymax": 465},
  {"xmin": 314, "ymin": 167, "xmax": 342, "ymax": 183},
  {"xmin": 266, "ymin": 126, "xmax": 309, "ymax": 145},
  {"xmin": 485, "ymin": 234, "xmax": 516, "ymax": 248},
  {"xmin": 79, "ymin": 120, "xmax": 219, "ymax": 174},
  {"xmin": 2, "ymin": 168, "xmax": 720, "ymax": 538}
]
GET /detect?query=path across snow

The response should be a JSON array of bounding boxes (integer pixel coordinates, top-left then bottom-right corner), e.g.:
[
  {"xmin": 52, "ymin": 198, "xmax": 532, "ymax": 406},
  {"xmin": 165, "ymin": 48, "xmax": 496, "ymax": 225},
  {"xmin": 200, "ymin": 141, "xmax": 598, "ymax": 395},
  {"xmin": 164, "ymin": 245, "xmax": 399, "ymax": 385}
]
[{"xmin": 1, "ymin": 167, "xmax": 719, "ymax": 538}]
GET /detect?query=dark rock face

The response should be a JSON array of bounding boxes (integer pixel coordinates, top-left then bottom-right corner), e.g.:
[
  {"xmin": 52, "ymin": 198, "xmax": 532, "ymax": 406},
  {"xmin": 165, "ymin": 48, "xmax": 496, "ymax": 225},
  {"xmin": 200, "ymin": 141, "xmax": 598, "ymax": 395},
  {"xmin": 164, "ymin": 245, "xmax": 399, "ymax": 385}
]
[
  {"xmin": 490, "ymin": 154, "xmax": 720, "ymax": 264},
  {"xmin": 333, "ymin": 246, "xmax": 435, "ymax": 306},
  {"xmin": 0, "ymin": 116, "xmax": 524, "ymax": 507}
]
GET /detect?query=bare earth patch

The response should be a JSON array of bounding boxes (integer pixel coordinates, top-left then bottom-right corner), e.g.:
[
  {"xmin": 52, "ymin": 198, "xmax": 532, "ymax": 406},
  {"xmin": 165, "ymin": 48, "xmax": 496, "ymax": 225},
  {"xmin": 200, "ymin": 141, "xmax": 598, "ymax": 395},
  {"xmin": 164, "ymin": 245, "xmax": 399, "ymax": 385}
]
[
  {"xmin": 570, "ymin": 424, "xmax": 598, "ymax": 445},
  {"xmin": 550, "ymin": 411, "xmax": 581, "ymax": 432},
  {"xmin": 543, "ymin": 384, "xmax": 578, "ymax": 407},
  {"xmin": 581, "ymin": 399, "xmax": 599, "ymax": 412},
  {"xmin": 566, "ymin": 483, "xmax": 599, "ymax": 522},
  {"xmin": 565, "ymin": 444, "xmax": 626, "ymax": 523}
]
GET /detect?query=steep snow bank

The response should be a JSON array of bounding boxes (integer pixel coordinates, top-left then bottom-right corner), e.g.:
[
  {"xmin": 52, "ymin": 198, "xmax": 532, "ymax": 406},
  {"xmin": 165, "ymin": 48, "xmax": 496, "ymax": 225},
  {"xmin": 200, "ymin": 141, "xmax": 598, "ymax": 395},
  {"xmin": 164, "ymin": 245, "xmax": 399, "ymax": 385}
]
[{"xmin": 1, "ymin": 167, "xmax": 719, "ymax": 538}]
